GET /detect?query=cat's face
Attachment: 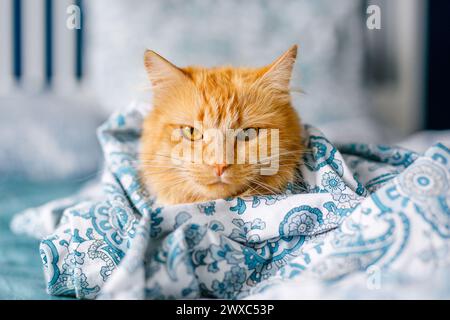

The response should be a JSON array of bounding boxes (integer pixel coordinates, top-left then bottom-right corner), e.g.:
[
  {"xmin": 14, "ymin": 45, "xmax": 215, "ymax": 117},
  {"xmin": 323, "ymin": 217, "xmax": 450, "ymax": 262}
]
[{"xmin": 140, "ymin": 46, "xmax": 303, "ymax": 204}]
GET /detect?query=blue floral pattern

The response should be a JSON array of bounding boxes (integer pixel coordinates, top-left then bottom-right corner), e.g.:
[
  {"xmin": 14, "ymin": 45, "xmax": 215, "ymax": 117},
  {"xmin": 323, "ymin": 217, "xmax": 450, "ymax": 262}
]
[
  {"xmin": 197, "ymin": 202, "xmax": 216, "ymax": 216},
  {"xmin": 10, "ymin": 106, "xmax": 450, "ymax": 299},
  {"xmin": 322, "ymin": 172, "xmax": 346, "ymax": 194}
]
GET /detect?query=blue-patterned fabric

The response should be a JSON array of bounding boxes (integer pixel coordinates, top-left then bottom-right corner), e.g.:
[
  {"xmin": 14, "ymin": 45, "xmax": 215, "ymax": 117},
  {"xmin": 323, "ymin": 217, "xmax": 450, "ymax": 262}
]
[{"xmin": 11, "ymin": 104, "xmax": 450, "ymax": 299}]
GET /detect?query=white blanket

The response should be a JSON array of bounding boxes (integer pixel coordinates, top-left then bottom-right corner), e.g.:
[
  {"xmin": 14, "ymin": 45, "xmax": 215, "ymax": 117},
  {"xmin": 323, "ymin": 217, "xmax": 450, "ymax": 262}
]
[{"xmin": 11, "ymin": 103, "xmax": 450, "ymax": 299}]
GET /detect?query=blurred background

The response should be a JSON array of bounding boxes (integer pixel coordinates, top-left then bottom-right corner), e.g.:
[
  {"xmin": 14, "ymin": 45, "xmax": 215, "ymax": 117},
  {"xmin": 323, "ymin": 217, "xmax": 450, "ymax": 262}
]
[
  {"xmin": 1, "ymin": 0, "xmax": 449, "ymax": 186},
  {"xmin": 0, "ymin": 0, "xmax": 449, "ymax": 299},
  {"xmin": 0, "ymin": 0, "xmax": 449, "ymax": 191}
]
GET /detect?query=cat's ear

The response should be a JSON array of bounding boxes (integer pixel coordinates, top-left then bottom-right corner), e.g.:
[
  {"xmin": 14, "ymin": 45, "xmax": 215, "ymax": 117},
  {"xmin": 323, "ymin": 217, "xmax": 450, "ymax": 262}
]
[
  {"xmin": 144, "ymin": 50, "xmax": 189, "ymax": 91},
  {"xmin": 258, "ymin": 45, "xmax": 298, "ymax": 91}
]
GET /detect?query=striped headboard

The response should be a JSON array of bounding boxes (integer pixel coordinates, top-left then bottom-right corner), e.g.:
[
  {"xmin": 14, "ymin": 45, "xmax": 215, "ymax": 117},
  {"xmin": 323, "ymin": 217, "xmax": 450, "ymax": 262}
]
[{"xmin": 0, "ymin": 0, "xmax": 84, "ymax": 95}]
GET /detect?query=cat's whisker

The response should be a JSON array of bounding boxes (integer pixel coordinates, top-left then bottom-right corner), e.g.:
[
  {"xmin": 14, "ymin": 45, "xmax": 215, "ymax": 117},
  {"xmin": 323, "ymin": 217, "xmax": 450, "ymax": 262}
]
[
  {"xmin": 289, "ymin": 87, "xmax": 306, "ymax": 95},
  {"xmin": 141, "ymin": 172, "xmax": 189, "ymax": 184},
  {"xmin": 130, "ymin": 163, "xmax": 190, "ymax": 173},
  {"xmin": 250, "ymin": 180, "xmax": 280, "ymax": 196},
  {"xmin": 256, "ymin": 150, "xmax": 309, "ymax": 160},
  {"xmin": 239, "ymin": 184, "xmax": 267, "ymax": 198},
  {"xmin": 138, "ymin": 153, "xmax": 196, "ymax": 164},
  {"xmin": 155, "ymin": 178, "xmax": 196, "ymax": 195},
  {"xmin": 134, "ymin": 161, "xmax": 183, "ymax": 166},
  {"xmin": 255, "ymin": 159, "xmax": 299, "ymax": 166},
  {"xmin": 152, "ymin": 155, "xmax": 196, "ymax": 164},
  {"xmin": 139, "ymin": 171, "xmax": 189, "ymax": 180},
  {"xmin": 68, "ymin": 167, "xmax": 108, "ymax": 183},
  {"xmin": 138, "ymin": 153, "xmax": 182, "ymax": 161},
  {"xmin": 247, "ymin": 183, "xmax": 277, "ymax": 197},
  {"xmin": 136, "ymin": 164, "xmax": 185, "ymax": 169},
  {"xmin": 261, "ymin": 149, "xmax": 311, "ymax": 158}
]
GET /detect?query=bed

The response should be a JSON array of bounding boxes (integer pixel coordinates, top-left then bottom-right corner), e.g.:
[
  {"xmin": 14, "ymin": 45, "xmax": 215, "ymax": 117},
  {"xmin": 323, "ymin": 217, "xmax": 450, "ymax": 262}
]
[
  {"xmin": 0, "ymin": 0, "xmax": 446, "ymax": 300},
  {"xmin": 7, "ymin": 107, "xmax": 450, "ymax": 300},
  {"xmin": 0, "ymin": 180, "xmax": 86, "ymax": 299}
]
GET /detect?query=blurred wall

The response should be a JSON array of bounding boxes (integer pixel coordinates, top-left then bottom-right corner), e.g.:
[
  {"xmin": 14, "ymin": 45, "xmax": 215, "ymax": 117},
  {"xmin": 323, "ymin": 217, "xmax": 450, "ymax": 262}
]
[
  {"xmin": 84, "ymin": 0, "xmax": 382, "ymax": 143},
  {"xmin": 0, "ymin": 0, "xmax": 86, "ymax": 94},
  {"xmin": 1, "ymin": 0, "xmax": 429, "ymax": 137},
  {"xmin": 363, "ymin": 0, "xmax": 427, "ymax": 138}
]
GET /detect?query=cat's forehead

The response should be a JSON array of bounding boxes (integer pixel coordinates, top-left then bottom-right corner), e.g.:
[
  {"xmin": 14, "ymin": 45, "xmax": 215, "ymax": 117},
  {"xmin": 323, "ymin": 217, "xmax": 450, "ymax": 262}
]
[
  {"xmin": 196, "ymin": 92, "xmax": 241, "ymax": 128},
  {"xmin": 190, "ymin": 69, "xmax": 249, "ymax": 128},
  {"xmin": 188, "ymin": 68, "xmax": 262, "ymax": 128}
]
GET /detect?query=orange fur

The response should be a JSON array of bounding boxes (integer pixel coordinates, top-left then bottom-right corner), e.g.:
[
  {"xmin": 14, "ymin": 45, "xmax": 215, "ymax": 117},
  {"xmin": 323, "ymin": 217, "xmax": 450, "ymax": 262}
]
[{"xmin": 140, "ymin": 45, "xmax": 304, "ymax": 204}]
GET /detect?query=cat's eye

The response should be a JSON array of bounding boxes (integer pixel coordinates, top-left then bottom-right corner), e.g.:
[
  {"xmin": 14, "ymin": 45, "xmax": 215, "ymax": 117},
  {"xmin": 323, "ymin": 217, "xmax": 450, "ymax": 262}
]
[
  {"xmin": 181, "ymin": 126, "xmax": 203, "ymax": 141},
  {"xmin": 237, "ymin": 128, "xmax": 259, "ymax": 141}
]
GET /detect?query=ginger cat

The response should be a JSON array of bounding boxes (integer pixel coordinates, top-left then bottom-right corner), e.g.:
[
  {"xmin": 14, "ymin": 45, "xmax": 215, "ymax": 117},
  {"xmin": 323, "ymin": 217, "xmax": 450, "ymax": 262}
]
[{"xmin": 140, "ymin": 45, "xmax": 303, "ymax": 205}]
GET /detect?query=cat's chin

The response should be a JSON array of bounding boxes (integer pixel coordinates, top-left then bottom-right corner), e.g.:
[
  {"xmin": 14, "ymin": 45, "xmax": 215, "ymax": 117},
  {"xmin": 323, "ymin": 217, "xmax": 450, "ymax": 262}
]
[
  {"xmin": 207, "ymin": 181, "xmax": 229, "ymax": 187},
  {"xmin": 202, "ymin": 182, "xmax": 233, "ymax": 195},
  {"xmin": 200, "ymin": 181, "xmax": 245, "ymax": 200}
]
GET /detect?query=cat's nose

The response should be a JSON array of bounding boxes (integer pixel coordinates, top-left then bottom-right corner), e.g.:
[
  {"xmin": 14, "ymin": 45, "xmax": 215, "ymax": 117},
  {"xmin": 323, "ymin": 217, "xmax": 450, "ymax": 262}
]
[{"xmin": 213, "ymin": 164, "xmax": 228, "ymax": 177}]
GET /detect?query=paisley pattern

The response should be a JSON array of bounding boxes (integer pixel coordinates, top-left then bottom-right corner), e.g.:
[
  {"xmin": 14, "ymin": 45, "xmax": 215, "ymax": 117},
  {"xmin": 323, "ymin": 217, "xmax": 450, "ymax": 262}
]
[{"xmin": 11, "ymin": 106, "xmax": 450, "ymax": 299}]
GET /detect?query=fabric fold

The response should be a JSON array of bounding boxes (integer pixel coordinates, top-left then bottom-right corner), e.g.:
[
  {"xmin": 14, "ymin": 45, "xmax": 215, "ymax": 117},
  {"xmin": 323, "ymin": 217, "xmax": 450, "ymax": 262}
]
[{"xmin": 11, "ymin": 103, "xmax": 450, "ymax": 299}]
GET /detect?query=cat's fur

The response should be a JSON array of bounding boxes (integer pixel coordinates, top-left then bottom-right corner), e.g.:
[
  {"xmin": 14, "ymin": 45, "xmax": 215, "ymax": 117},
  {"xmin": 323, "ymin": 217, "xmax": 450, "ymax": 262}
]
[{"xmin": 140, "ymin": 45, "xmax": 303, "ymax": 204}]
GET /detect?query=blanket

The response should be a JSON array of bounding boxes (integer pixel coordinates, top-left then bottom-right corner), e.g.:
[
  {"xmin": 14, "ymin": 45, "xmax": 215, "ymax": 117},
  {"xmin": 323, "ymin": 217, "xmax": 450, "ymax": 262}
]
[{"xmin": 11, "ymin": 102, "xmax": 450, "ymax": 299}]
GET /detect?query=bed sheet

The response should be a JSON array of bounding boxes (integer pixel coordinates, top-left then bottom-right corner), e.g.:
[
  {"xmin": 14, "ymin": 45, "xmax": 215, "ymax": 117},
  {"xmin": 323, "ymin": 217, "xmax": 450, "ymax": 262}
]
[
  {"xmin": 2, "ymin": 103, "xmax": 449, "ymax": 300},
  {"xmin": 0, "ymin": 180, "xmax": 82, "ymax": 299},
  {"xmin": 10, "ymin": 104, "xmax": 450, "ymax": 300}
]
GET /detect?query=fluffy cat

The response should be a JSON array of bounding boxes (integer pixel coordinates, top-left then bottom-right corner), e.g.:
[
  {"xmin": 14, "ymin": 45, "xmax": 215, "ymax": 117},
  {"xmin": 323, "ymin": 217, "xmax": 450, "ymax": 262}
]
[{"xmin": 140, "ymin": 45, "xmax": 303, "ymax": 204}]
